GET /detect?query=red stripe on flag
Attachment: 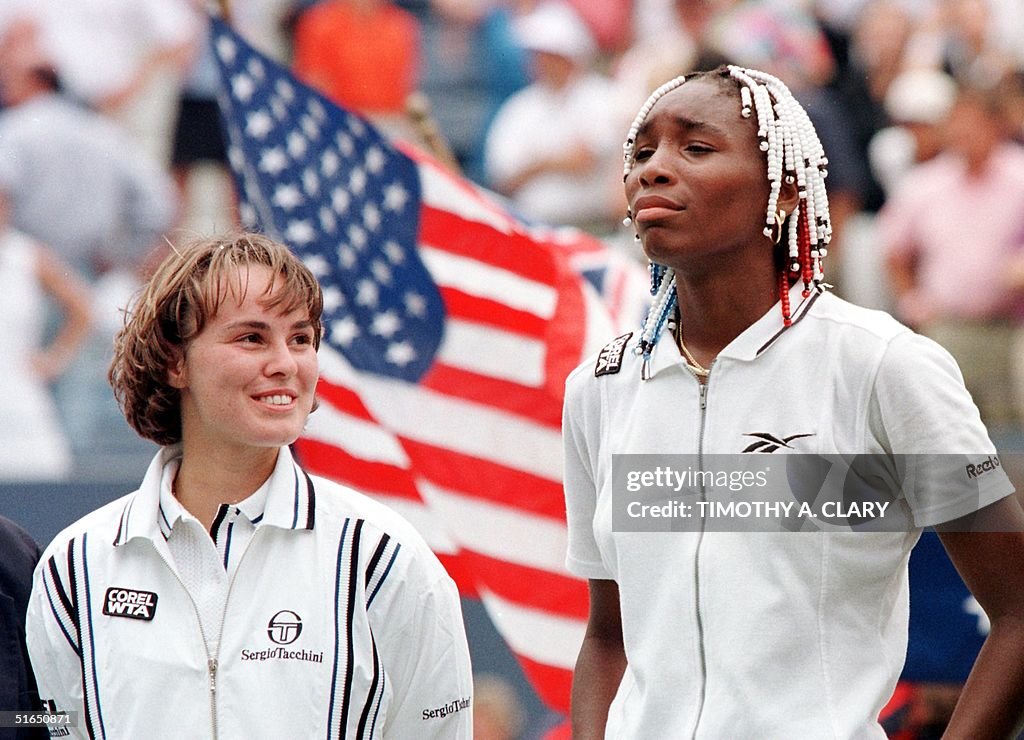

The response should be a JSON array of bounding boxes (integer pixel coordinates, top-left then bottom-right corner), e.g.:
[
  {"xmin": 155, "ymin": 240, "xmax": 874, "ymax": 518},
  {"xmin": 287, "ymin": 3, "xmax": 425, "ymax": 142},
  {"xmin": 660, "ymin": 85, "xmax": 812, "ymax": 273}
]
[
  {"xmin": 420, "ymin": 364, "xmax": 563, "ymax": 427},
  {"xmin": 293, "ymin": 438, "xmax": 422, "ymax": 502},
  {"xmin": 440, "ymin": 287, "xmax": 549, "ymax": 337},
  {"xmin": 315, "ymin": 377, "xmax": 375, "ymax": 421},
  {"xmin": 421, "ymin": 207, "xmax": 560, "ymax": 284},
  {"xmin": 399, "ymin": 439, "xmax": 565, "ymax": 518},
  {"xmin": 543, "ymin": 261, "xmax": 590, "ymax": 394},
  {"xmin": 515, "ymin": 654, "xmax": 574, "ymax": 715},
  {"xmin": 464, "ymin": 552, "xmax": 587, "ymax": 618}
]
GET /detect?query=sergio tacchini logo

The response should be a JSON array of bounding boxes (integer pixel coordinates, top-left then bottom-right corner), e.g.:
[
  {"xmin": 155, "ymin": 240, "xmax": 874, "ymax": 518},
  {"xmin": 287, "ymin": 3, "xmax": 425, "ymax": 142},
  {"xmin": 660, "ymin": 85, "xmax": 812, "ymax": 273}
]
[{"xmin": 267, "ymin": 610, "xmax": 303, "ymax": 645}]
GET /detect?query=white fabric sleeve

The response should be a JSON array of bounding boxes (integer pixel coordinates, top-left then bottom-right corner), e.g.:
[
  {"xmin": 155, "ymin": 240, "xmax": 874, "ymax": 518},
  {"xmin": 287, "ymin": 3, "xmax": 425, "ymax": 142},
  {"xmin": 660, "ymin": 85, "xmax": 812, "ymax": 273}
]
[
  {"xmin": 373, "ymin": 552, "xmax": 473, "ymax": 739},
  {"xmin": 25, "ymin": 548, "xmax": 90, "ymax": 740},
  {"xmin": 563, "ymin": 369, "xmax": 612, "ymax": 579},
  {"xmin": 870, "ymin": 330, "xmax": 1015, "ymax": 526}
]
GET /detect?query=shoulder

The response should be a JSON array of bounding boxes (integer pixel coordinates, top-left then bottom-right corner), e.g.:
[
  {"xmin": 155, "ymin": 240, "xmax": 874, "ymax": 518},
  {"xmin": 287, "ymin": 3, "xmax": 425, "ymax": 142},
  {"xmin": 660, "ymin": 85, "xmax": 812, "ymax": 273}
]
[
  {"xmin": 805, "ymin": 293, "xmax": 908, "ymax": 342},
  {"xmin": 308, "ymin": 475, "xmax": 441, "ymax": 564}
]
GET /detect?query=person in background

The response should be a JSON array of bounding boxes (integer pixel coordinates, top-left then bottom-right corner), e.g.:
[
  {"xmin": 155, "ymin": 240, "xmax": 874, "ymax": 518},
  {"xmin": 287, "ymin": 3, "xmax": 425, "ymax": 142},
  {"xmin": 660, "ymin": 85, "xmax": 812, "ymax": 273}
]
[
  {"xmin": 881, "ymin": 82, "xmax": 1024, "ymax": 431},
  {"xmin": 0, "ymin": 515, "xmax": 47, "ymax": 740},
  {"xmin": 26, "ymin": 233, "xmax": 473, "ymax": 738},
  {"xmin": 0, "ymin": 19, "xmax": 176, "ymax": 465},
  {"xmin": 564, "ymin": 64, "xmax": 1024, "ymax": 738},
  {"xmin": 0, "ymin": 175, "xmax": 92, "ymax": 482},
  {"xmin": 484, "ymin": 0, "xmax": 621, "ymax": 235},
  {"xmin": 292, "ymin": 0, "xmax": 421, "ymax": 141}
]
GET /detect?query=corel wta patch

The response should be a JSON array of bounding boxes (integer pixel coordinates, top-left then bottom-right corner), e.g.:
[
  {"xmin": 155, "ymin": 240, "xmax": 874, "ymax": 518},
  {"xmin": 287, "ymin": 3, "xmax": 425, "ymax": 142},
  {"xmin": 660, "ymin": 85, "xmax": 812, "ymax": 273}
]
[{"xmin": 103, "ymin": 587, "xmax": 159, "ymax": 621}]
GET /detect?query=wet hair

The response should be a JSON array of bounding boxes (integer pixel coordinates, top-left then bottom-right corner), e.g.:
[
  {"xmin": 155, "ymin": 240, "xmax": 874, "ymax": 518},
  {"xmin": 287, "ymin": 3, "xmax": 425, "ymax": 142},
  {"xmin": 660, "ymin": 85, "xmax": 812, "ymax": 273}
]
[
  {"xmin": 623, "ymin": 66, "xmax": 832, "ymax": 372},
  {"xmin": 109, "ymin": 232, "xmax": 323, "ymax": 446}
]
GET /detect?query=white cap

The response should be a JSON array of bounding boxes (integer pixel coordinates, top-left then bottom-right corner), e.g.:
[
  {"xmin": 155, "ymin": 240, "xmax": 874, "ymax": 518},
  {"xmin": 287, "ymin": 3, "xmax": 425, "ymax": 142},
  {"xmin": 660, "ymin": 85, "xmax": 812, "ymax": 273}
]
[
  {"xmin": 884, "ymin": 68, "xmax": 958, "ymax": 125},
  {"xmin": 514, "ymin": 1, "xmax": 597, "ymax": 61}
]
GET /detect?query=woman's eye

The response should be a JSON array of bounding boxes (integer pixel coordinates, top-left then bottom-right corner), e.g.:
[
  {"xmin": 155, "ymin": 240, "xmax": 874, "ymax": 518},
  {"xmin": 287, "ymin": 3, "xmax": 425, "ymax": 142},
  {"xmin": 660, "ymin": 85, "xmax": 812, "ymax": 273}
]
[
  {"xmin": 292, "ymin": 333, "xmax": 313, "ymax": 345},
  {"xmin": 686, "ymin": 142, "xmax": 714, "ymax": 153},
  {"xmin": 240, "ymin": 334, "xmax": 262, "ymax": 343},
  {"xmin": 634, "ymin": 148, "xmax": 654, "ymax": 161}
]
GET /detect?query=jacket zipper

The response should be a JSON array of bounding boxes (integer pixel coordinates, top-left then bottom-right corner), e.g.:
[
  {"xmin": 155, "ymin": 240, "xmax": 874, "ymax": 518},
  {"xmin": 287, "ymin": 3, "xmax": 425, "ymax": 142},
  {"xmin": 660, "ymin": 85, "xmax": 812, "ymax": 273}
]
[
  {"xmin": 150, "ymin": 527, "xmax": 263, "ymax": 740},
  {"xmin": 691, "ymin": 372, "xmax": 712, "ymax": 739},
  {"xmin": 150, "ymin": 549, "xmax": 219, "ymax": 738}
]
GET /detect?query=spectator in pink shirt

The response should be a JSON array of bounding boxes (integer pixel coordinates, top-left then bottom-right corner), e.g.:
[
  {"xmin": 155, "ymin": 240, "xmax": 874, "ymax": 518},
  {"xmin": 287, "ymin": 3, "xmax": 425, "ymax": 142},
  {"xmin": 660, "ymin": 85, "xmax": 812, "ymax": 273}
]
[{"xmin": 881, "ymin": 82, "xmax": 1024, "ymax": 429}]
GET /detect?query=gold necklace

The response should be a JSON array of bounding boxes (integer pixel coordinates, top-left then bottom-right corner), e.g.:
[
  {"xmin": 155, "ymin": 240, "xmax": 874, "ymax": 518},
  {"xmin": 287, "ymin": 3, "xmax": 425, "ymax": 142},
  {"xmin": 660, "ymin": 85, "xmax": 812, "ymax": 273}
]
[{"xmin": 673, "ymin": 322, "xmax": 710, "ymax": 378}]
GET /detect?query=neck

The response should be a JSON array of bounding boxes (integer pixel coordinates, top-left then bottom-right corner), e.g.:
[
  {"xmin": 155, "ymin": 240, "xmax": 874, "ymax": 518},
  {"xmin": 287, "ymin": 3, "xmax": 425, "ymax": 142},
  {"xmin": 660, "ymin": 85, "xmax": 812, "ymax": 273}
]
[
  {"xmin": 173, "ymin": 444, "xmax": 280, "ymax": 531},
  {"xmin": 673, "ymin": 257, "xmax": 779, "ymax": 368}
]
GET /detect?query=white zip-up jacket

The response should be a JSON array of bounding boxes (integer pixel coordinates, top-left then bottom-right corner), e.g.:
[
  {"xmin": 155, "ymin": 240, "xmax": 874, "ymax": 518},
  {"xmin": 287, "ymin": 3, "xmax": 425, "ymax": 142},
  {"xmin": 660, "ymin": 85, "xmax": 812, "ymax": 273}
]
[
  {"xmin": 26, "ymin": 446, "xmax": 473, "ymax": 739},
  {"xmin": 564, "ymin": 287, "xmax": 1013, "ymax": 739}
]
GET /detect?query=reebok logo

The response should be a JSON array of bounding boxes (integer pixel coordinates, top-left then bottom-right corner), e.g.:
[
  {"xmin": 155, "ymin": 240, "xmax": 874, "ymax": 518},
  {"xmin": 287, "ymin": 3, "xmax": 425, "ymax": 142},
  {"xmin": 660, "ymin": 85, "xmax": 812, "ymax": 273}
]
[
  {"xmin": 742, "ymin": 432, "xmax": 814, "ymax": 453},
  {"xmin": 966, "ymin": 455, "xmax": 1001, "ymax": 479},
  {"xmin": 103, "ymin": 587, "xmax": 158, "ymax": 621}
]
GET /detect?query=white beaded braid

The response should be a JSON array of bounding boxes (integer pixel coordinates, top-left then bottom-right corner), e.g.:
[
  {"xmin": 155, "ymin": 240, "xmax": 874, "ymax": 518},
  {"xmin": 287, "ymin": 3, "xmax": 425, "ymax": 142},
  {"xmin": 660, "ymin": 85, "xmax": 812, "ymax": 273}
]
[{"xmin": 624, "ymin": 66, "xmax": 832, "ymax": 378}]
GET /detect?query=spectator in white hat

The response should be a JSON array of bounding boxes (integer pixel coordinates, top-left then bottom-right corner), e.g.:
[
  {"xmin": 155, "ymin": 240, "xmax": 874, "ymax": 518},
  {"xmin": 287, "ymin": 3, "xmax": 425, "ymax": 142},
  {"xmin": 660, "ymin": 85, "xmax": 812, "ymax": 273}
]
[{"xmin": 483, "ymin": 0, "xmax": 622, "ymax": 235}]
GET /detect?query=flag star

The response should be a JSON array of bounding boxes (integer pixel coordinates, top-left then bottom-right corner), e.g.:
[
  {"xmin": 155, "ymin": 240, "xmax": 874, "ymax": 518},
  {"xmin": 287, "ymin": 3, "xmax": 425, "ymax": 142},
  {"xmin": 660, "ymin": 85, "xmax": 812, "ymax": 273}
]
[
  {"xmin": 384, "ymin": 241, "xmax": 405, "ymax": 264},
  {"xmin": 321, "ymin": 150, "xmax": 340, "ymax": 178},
  {"xmin": 370, "ymin": 260, "xmax": 392, "ymax": 284},
  {"xmin": 231, "ymin": 73, "xmax": 256, "ymax": 103},
  {"xmin": 371, "ymin": 310, "xmax": 402, "ymax": 338},
  {"xmin": 404, "ymin": 291, "xmax": 427, "ymax": 318},
  {"xmin": 337, "ymin": 244, "xmax": 358, "ymax": 269},
  {"xmin": 362, "ymin": 203, "xmax": 381, "ymax": 231},
  {"xmin": 271, "ymin": 98, "xmax": 288, "ymax": 121},
  {"xmin": 349, "ymin": 168, "xmax": 367, "ymax": 196},
  {"xmin": 321, "ymin": 286, "xmax": 345, "ymax": 313},
  {"xmin": 215, "ymin": 35, "xmax": 237, "ymax": 64},
  {"xmin": 300, "ymin": 115, "xmax": 319, "ymax": 140},
  {"xmin": 365, "ymin": 146, "xmax": 385, "ymax": 173},
  {"xmin": 337, "ymin": 133, "xmax": 354, "ymax": 157},
  {"xmin": 308, "ymin": 99, "xmax": 326, "ymax": 123},
  {"xmin": 259, "ymin": 147, "xmax": 289, "ymax": 175},
  {"xmin": 330, "ymin": 317, "xmax": 360, "ymax": 347},
  {"xmin": 245, "ymin": 110, "xmax": 274, "ymax": 139},
  {"xmin": 383, "ymin": 182, "xmax": 409, "ymax": 212},
  {"xmin": 247, "ymin": 58, "xmax": 265, "ymax": 80},
  {"xmin": 285, "ymin": 219, "xmax": 316, "ymax": 244},
  {"xmin": 319, "ymin": 206, "xmax": 337, "ymax": 233},
  {"xmin": 349, "ymin": 117, "xmax": 366, "ymax": 136},
  {"xmin": 273, "ymin": 184, "xmax": 303, "ymax": 209},
  {"xmin": 348, "ymin": 224, "xmax": 368, "ymax": 250},
  {"xmin": 302, "ymin": 167, "xmax": 320, "ymax": 196},
  {"xmin": 276, "ymin": 79, "xmax": 295, "ymax": 102},
  {"xmin": 239, "ymin": 203, "xmax": 258, "ymax": 228},
  {"xmin": 385, "ymin": 341, "xmax": 416, "ymax": 367},
  {"xmin": 228, "ymin": 145, "xmax": 245, "ymax": 170},
  {"xmin": 355, "ymin": 279, "xmax": 379, "ymax": 307},
  {"xmin": 302, "ymin": 254, "xmax": 330, "ymax": 277},
  {"xmin": 287, "ymin": 131, "xmax": 308, "ymax": 159},
  {"xmin": 331, "ymin": 187, "xmax": 350, "ymax": 214}
]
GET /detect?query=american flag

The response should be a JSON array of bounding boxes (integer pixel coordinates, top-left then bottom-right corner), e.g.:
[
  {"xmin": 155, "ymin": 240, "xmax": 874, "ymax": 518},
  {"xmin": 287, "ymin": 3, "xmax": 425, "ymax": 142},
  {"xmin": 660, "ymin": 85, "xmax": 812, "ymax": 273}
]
[{"xmin": 210, "ymin": 17, "xmax": 639, "ymax": 712}]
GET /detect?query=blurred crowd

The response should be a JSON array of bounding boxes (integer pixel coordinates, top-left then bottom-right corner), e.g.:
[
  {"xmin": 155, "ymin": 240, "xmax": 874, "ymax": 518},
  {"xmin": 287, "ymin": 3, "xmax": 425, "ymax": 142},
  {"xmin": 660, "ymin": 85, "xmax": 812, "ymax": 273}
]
[{"xmin": 0, "ymin": 0, "xmax": 1023, "ymax": 484}]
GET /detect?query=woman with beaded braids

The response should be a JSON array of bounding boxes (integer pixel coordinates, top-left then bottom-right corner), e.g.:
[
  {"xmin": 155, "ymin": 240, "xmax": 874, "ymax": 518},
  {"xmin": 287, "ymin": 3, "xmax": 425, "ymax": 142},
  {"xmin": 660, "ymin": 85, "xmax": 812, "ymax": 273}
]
[{"xmin": 562, "ymin": 66, "xmax": 1024, "ymax": 739}]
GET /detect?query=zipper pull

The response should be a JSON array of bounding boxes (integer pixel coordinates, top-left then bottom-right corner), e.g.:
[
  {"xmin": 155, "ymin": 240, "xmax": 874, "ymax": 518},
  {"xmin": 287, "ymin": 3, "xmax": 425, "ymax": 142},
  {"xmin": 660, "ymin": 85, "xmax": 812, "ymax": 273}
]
[
  {"xmin": 699, "ymin": 383, "xmax": 708, "ymax": 410},
  {"xmin": 209, "ymin": 657, "xmax": 218, "ymax": 694}
]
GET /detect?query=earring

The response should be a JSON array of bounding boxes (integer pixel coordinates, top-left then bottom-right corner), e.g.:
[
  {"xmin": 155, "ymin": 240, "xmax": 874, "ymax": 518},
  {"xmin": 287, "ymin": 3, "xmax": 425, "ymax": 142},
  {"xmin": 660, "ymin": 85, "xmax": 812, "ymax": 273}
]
[{"xmin": 770, "ymin": 209, "xmax": 787, "ymax": 245}]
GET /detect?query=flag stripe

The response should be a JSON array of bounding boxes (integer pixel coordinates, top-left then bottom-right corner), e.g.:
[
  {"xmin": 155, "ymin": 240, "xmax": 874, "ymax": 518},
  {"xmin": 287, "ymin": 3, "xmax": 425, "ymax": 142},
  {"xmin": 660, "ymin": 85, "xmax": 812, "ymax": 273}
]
[
  {"xmin": 419, "ymin": 365, "xmax": 562, "ymax": 427},
  {"xmin": 296, "ymin": 438, "xmax": 420, "ymax": 501},
  {"xmin": 461, "ymin": 551, "xmax": 589, "ymax": 619},
  {"xmin": 439, "ymin": 287, "xmax": 550, "ymax": 337},
  {"xmin": 424, "ymin": 247, "xmax": 558, "ymax": 319},
  {"xmin": 399, "ymin": 439, "xmax": 564, "ymax": 517},
  {"xmin": 479, "ymin": 588, "xmax": 585, "ymax": 670},
  {"xmin": 303, "ymin": 401, "xmax": 409, "ymax": 467},
  {"xmin": 420, "ymin": 207, "xmax": 562, "ymax": 284},
  {"xmin": 436, "ymin": 320, "xmax": 547, "ymax": 387},
  {"xmin": 417, "ymin": 481, "xmax": 569, "ymax": 574}
]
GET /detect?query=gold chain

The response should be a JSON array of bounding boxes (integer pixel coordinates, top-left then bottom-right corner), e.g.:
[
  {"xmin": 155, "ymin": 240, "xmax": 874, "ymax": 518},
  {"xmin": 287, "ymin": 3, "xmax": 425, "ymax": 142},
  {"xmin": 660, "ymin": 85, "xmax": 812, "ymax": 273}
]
[{"xmin": 673, "ymin": 322, "xmax": 710, "ymax": 378}]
